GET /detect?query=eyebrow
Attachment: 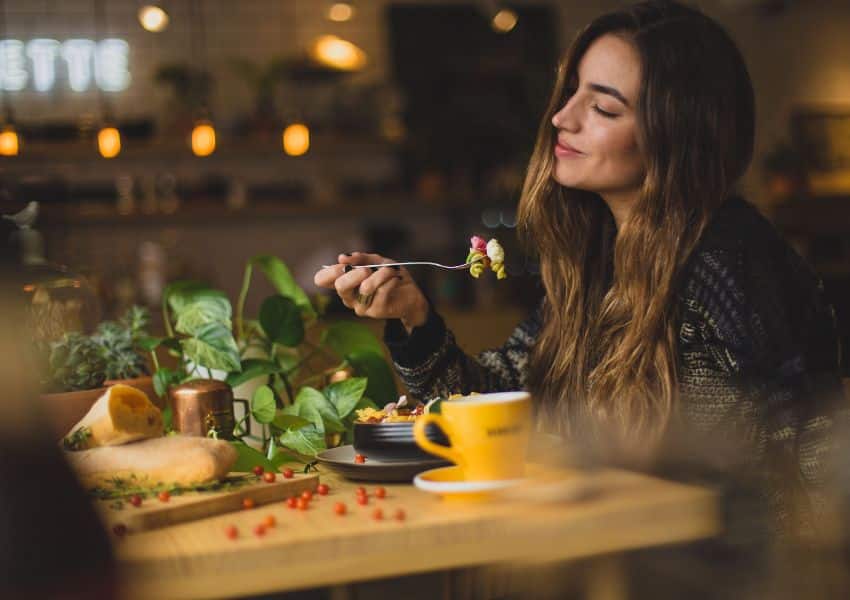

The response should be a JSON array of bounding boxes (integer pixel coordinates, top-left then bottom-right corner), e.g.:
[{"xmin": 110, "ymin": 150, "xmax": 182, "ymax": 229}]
[{"xmin": 588, "ymin": 82, "xmax": 630, "ymax": 107}]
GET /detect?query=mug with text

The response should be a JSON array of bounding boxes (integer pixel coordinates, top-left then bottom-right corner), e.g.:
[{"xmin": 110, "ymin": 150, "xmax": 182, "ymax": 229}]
[{"xmin": 413, "ymin": 391, "xmax": 532, "ymax": 480}]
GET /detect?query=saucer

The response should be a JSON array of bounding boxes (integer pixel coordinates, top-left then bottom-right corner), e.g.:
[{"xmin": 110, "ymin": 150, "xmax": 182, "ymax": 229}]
[
  {"xmin": 316, "ymin": 445, "xmax": 449, "ymax": 482},
  {"xmin": 413, "ymin": 465, "xmax": 526, "ymax": 501}
]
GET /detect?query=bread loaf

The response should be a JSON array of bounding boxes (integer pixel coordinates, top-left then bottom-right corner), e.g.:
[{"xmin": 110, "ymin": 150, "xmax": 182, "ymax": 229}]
[
  {"xmin": 64, "ymin": 435, "xmax": 238, "ymax": 487},
  {"xmin": 62, "ymin": 384, "xmax": 163, "ymax": 450}
]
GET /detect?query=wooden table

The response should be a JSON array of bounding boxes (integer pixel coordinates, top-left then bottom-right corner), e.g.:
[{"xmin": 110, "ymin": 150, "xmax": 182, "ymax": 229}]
[{"xmin": 114, "ymin": 465, "xmax": 718, "ymax": 599}]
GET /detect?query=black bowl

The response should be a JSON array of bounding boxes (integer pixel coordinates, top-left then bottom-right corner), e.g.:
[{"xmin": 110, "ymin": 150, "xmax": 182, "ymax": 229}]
[{"xmin": 353, "ymin": 421, "xmax": 450, "ymax": 462}]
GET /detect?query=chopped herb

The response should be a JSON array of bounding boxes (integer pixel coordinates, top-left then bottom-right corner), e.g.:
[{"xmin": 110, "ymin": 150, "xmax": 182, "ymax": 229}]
[
  {"xmin": 62, "ymin": 427, "xmax": 92, "ymax": 451},
  {"xmin": 88, "ymin": 474, "xmax": 256, "ymax": 501}
]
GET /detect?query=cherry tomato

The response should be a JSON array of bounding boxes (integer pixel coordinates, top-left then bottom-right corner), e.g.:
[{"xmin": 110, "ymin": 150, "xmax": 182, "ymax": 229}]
[
  {"xmin": 253, "ymin": 524, "xmax": 267, "ymax": 537},
  {"xmin": 263, "ymin": 514, "xmax": 276, "ymax": 528},
  {"xmin": 354, "ymin": 454, "xmax": 366, "ymax": 464},
  {"xmin": 286, "ymin": 496, "xmax": 298, "ymax": 509},
  {"xmin": 225, "ymin": 525, "xmax": 238, "ymax": 540},
  {"xmin": 334, "ymin": 502, "xmax": 347, "ymax": 516},
  {"xmin": 129, "ymin": 494, "xmax": 142, "ymax": 507},
  {"xmin": 297, "ymin": 497, "xmax": 309, "ymax": 510},
  {"xmin": 355, "ymin": 487, "xmax": 367, "ymax": 497},
  {"xmin": 157, "ymin": 490, "xmax": 171, "ymax": 503},
  {"xmin": 301, "ymin": 490, "xmax": 313, "ymax": 501},
  {"xmin": 356, "ymin": 494, "xmax": 369, "ymax": 506},
  {"xmin": 372, "ymin": 508, "xmax": 384, "ymax": 521},
  {"xmin": 374, "ymin": 487, "xmax": 386, "ymax": 499},
  {"xmin": 317, "ymin": 483, "xmax": 330, "ymax": 496},
  {"xmin": 242, "ymin": 497, "xmax": 256, "ymax": 510},
  {"xmin": 263, "ymin": 471, "xmax": 276, "ymax": 483},
  {"xmin": 112, "ymin": 524, "xmax": 127, "ymax": 537},
  {"xmin": 394, "ymin": 508, "xmax": 406, "ymax": 522},
  {"xmin": 252, "ymin": 465, "xmax": 264, "ymax": 476},
  {"xmin": 282, "ymin": 468, "xmax": 294, "ymax": 479}
]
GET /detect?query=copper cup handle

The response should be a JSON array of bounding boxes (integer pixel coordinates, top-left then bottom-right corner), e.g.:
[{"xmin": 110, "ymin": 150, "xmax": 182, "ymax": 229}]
[{"xmin": 234, "ymin": 398, "xmax": 251, "ymax": 436}]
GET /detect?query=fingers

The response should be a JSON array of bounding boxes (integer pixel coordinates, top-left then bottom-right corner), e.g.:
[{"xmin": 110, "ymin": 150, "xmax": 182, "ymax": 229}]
[
  {"xmin": 356, "ymin": 265, "xmax": 402, "ymax": 297},
  {"xmin": 334, "ymin": 266, "xmax": 371, "ymax": 308},
  {"xmin": 353, "ymin": 274, "xmax": 403, "ymax": 318},
  {"xmin": 337, "ymin": 251, "xmax": 389, "ymax": 266}
]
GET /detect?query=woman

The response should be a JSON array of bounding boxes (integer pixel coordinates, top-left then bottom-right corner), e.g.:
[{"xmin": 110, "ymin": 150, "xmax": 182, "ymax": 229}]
[{"xmin": 314, "ymin": 1, "xmax": 844, "ymax": 531}]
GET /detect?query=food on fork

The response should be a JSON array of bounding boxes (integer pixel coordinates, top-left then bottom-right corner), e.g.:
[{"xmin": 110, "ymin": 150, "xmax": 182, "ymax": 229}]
[{"xmin": 466, "ymin": 235, "xmax": 507, "ymax": 279}]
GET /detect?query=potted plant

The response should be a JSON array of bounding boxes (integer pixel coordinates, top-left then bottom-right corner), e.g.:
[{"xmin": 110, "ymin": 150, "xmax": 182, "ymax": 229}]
[
  {"xmin": 40, "ymin": 306, "xmax": 156, "ymax": 439},
  {"xmin": 147, "ymin": 255, "xmax": 398, "ymax": 472}
]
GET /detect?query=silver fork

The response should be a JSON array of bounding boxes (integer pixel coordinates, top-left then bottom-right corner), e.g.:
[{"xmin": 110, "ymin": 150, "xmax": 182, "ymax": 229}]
[{"xmin": 322, "ymin": 261, "xmax": 473, "ymax": 271}]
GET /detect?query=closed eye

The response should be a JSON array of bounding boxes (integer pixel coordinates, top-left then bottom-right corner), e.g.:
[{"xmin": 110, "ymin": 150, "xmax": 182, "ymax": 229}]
[{"xmin": 593, "ymin": 105, "xmax": 619, "ymax": 118}]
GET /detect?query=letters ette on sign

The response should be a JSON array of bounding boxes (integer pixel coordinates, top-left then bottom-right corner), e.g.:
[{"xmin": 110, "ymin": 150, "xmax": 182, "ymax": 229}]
[{"xmin": 0, "ymin": 38, "xmax": 130, "ymax": 93}]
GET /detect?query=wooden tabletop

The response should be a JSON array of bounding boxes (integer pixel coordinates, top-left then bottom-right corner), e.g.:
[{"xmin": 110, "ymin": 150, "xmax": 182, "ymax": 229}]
[{"xmin": 113, "ymin": 463, "xmax": 718, "ymax": 599}]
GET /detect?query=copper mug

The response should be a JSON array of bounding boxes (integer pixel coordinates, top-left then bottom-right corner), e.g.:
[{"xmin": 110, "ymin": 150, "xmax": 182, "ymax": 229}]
[{"xmin": 168, "ymin": 379, "xmax": 250, "ymax": 440}]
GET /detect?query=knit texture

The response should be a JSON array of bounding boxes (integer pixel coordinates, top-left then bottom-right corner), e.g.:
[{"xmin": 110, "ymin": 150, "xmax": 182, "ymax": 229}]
[{"xmin": 384, "ymin": 197, "xmax": 845, "ymax": 530}]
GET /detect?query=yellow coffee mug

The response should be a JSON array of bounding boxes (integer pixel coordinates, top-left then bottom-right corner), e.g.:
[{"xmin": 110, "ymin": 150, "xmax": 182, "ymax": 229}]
[{"xmin": 413, "ymin": 391, "xmax": 532, "ymax": 480}]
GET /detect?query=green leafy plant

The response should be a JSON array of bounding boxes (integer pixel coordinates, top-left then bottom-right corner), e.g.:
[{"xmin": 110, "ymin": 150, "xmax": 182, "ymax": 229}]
[
  {"xmin": 45, "ymin": 306, "xmax": 152, "ymax": 392},
  {"xmin": 149, "ymin": 255, "xmax": 397, "ymax": 470}
]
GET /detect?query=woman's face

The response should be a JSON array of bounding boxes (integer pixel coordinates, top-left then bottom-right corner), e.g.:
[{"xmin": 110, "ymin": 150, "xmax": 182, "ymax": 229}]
[{"xmin": 551, "ymin": 34, "xmax": 645, "ymax": 199}]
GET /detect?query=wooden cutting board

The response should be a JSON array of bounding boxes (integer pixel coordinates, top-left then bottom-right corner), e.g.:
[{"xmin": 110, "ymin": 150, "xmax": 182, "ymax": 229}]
[{"xmin": 98, "ymin": 471, "xmax": 319, "ymax": 534}]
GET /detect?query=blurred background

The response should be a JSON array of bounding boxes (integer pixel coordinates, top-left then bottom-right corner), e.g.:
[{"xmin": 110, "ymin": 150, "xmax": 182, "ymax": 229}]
[{"xmin": 1, "ymin": 0, "xmax": 848, "ymax": 363}]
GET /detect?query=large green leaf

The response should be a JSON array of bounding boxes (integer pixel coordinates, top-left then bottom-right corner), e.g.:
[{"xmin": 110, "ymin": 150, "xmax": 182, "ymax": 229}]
[
  {"xmin": 321, "ymin": 321, "xmax": 384, "ymax": 358},
  {"xmin": 250, "ymin": 255, "xmax": 316, "ymax": 319},
  {"xmin": 259, "ymin": 295, "xmax": 304, "ymax": 347},
  {"xmin": 226, "ymin": 358, "xmax": 279, "ymax": 389},
  {"xmin": 230, "ymin": 440, "xmax": 277, "ymax": 472},
  {"xmin": 347, "ymin": 350, "xmax": 397, "ymax": 407},
  {"xmin": 271, "ymin": 412, "xmax": 312, "ymax": 431},
  {"xmin": 268, "ymin": 448, "xmax": 300, "ymax": 469},
  {"xmin": 165, "ymin": 281, "xmax": 227, "ymax": 316},
  {"xmin": 324, "ymin": 377, "xmax": 368, "ymax": 419},
  {"xmin": 180, "ymin": 322, "xmax": 241, "ymax": 372},
  {"xmin": 293, "ymin": 386, "xmax": 343, "ymax": 433},
  {"xmin": 251, "ymin": 385, "xmax": 276, "ymax": 424},
  {"xmin": 175, "ymin": 295, "xmax": 233, "ymax": 336},
  {"xmin": 278, "ymin": 424, "xmax": 327, "ymax": 457}
]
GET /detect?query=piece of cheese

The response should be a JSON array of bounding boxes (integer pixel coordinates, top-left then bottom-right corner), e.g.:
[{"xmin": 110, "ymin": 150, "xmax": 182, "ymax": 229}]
[
  {"xmin": 64, "ymin": 435, "xmax": 238, "ymax": 487},
  {"xmin": 63, "ymin": 384, "xmax": 163, "ymax": 450}
]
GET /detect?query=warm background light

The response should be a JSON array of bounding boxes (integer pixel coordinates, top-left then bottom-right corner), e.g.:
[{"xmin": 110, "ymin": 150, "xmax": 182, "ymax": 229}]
[
  {"xmin": 97, "ymin": 127, "xmax": 121, "ymax": 158},
  {"xmin": 282, "ymin": 123, "xmax": 310, "ymax": 156},
  {"xmin": 138, "ymin": 5, "xmax": 170, "ymax": 33},
  {"xmin": 0, "ymin": 126, "xmax": 19, "ymax": 156},
  {"xmin": 311, "ymin": 35, "xmax": 367, "ymax": 71},
  {"xmin": 492, "ymin": 9, "xmax": 518, "ymax": 33},
  {"xmin": 327, "ymin": 2, "xmax": 355, "ymax": 22},
  {"xmin": 191, "ymin": 122, "xmax": 216, "ymax": 156}
]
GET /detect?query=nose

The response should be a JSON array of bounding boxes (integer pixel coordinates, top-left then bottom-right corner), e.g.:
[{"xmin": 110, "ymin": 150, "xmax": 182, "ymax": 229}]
[{"xmin": 551, "ymin": 95, "xmax": 580, "ymax": 133}]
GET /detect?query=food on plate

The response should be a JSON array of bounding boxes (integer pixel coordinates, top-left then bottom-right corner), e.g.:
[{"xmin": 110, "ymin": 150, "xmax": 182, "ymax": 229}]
[
  {"xmin": 62, "ymin": 384, "xmax": 163, "ymax": 450},
  {"xmin": 466, "ymin": 235, "xmax": 507, "ymax": 279},
  {"xmin": 64, "ymin": 435, "xmax": 238, "ymax": 487},
  {"xmin": 355, "ymin": 394, "xmax": 425, "ymax": 423}
]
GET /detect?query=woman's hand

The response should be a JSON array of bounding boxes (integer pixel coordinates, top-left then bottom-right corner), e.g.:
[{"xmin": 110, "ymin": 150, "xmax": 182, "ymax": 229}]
[{"xmin": 313, "ymin": 252, "xmax": 429, "ymax": 334}]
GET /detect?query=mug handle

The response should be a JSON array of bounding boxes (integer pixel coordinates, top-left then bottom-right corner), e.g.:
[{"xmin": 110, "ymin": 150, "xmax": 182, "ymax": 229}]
[
  {"xmin": 413, "ymin": 414, "xmax": 462, "ymax": 465},
  {"xmin": 233, "ymin": 398, "xmax": 251, "ymax": 437}
]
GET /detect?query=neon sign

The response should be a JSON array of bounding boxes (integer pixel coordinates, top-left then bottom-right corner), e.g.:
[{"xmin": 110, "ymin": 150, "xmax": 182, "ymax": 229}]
[{"xmin": 0, "ymin": 38, "xmax": 130, "ymax": 93}]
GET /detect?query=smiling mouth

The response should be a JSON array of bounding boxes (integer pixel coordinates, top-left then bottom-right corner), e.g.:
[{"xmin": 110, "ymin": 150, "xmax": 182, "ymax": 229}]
[{"xmin": 554, "ymin": 141, "xmax": 584, "ymax": 157}]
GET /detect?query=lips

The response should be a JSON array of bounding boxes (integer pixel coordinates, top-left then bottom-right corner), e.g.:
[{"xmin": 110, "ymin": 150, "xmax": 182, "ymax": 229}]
[
  {"xmin": 557, "ymin": 139, "xmax": 582, "ymax": 154},
  {"xmin": 554, "ymin": 139, "xmax": 584, "ymax": 159}
]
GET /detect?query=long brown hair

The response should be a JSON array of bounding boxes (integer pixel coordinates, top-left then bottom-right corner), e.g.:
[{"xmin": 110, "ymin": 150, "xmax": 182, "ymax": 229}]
[{"xmin": 520, "ymin": 1, "xmax": 755, "ymax": 448}]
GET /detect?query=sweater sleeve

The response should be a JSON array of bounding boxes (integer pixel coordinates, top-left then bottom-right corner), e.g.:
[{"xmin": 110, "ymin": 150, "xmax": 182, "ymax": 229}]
[
  {"xmin": 382, "ymin": 302, "xmax": 542, "ymax": 401},
  {"xmin": 677, "ymin": 246, "xmax": 844, "ymax": 532}
]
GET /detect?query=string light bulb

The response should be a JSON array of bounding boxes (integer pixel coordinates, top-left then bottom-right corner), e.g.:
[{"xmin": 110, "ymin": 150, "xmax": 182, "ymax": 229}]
[
  {"xmin": 311, "ymin": 35, "xmax": 367, "ymax": 71},
  {"xmin": 327, "ymin": 2, "xmax": 355, "ymax": 22},
  {"xmin": 138, "ymin": 5, "xmax": 169, "ymax": 32},
  {"xmin": 283, "ymin": 123, "xmax": 310, "ymax": 156},
  {"xmin": 97, "ymin": 126, "xmax": 121, "ymax": 158},
  {"xmin": 491, "ymin": 8, "xmax": 518, "ymax": 33},
  {"xmin": 0, "ymin": 124, "xmax": 19, "ymax": 156},
  {"xmin": 191, "ymin": 120, "xmax": 216, "ymax": 156}
]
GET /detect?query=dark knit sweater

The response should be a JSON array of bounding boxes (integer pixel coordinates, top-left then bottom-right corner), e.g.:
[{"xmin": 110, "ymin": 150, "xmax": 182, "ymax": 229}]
[{"xmin": 384, "ymin": 197, "xmax": 845, "ymax": 528}]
